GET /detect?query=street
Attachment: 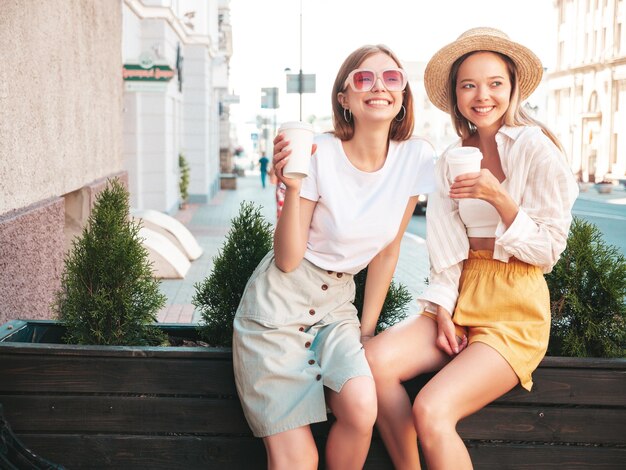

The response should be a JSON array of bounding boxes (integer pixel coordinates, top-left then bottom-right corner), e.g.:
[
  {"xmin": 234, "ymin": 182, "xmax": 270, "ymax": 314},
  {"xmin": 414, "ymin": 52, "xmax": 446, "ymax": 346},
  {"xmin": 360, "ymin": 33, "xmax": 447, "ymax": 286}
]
[{"xmin": 407, "ymin": 189, "xmax": 626, "ymax": 256}]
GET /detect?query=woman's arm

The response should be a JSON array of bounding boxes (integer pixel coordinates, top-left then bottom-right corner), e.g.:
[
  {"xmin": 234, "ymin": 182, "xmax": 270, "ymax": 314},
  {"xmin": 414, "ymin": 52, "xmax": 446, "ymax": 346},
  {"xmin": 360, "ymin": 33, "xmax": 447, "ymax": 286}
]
[
  {"xmin": 360, "ymin": 196, "xmax": 418, "ymax": 339},
  {"xmin": 273, "ymin": 193, "xmax": 315, "ymax": 272},
  {"xmin": 272, "ymin": 133, "xmax": 317, "ymax": 272}
]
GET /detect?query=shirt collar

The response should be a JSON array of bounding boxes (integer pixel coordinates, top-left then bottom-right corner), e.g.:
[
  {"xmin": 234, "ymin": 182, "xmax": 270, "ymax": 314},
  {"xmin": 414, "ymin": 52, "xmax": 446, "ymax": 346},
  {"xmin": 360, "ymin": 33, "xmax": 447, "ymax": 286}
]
[{"xmin": 497, "ymin": 125, "xmax": 526, "ymax": 142}]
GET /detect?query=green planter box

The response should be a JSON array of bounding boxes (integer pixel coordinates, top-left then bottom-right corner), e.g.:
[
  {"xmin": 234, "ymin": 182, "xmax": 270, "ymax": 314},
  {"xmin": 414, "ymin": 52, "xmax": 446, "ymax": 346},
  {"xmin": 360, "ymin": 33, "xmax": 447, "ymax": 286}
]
[{"xmin": 1, "ymin": 320, "xmax": 626, "ymax": 469}]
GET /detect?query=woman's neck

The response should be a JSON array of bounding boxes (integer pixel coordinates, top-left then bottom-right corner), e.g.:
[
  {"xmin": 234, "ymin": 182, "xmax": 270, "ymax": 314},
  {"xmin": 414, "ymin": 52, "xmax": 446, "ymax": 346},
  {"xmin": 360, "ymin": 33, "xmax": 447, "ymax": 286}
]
[{"xmin": 343, "ymin": 125, "xmax": 390, "ymax": 172}]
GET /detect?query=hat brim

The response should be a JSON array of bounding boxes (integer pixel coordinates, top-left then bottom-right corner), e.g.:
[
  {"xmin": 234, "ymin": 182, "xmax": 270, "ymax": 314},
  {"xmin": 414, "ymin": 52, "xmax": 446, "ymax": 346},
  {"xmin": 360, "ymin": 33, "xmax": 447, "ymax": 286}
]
[{"xmin": 424, "ymin": 33, "xmax": 543, "ymax": 113}]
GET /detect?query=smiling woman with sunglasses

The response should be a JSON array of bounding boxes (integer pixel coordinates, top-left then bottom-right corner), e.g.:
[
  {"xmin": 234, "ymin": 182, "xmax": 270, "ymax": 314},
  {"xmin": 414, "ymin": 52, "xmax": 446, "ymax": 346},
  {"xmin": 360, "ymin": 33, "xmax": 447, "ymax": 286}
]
[{"xmin": 232, "ymin": 44, "xmax": 436, "ymax": 469}]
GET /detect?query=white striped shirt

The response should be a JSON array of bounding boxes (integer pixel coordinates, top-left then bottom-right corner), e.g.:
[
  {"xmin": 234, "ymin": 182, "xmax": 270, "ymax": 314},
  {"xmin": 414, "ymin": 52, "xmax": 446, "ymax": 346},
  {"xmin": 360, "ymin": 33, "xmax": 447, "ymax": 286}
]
[{"xmin": 418, "ymin": 125, "xmax": 579, "ymax": 315}]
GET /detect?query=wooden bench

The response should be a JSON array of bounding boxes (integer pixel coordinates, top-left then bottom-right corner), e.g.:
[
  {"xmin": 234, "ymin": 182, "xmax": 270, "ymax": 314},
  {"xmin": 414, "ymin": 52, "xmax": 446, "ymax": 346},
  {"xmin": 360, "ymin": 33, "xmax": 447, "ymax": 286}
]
[{"xmin": 0, "ymin": 321, "xmax": 625, "ymax": 469}]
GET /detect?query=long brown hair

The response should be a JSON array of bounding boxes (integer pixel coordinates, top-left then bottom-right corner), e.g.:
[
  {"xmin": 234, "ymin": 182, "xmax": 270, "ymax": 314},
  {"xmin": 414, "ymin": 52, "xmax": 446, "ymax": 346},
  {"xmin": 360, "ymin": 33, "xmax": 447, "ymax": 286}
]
[
  {"xmin": 447, "ymin": 51, "xmax": 564, "ymax": 152},
  {"xmin": 332, "ymin": 45, "xmax": 414, "ymax": 141}
]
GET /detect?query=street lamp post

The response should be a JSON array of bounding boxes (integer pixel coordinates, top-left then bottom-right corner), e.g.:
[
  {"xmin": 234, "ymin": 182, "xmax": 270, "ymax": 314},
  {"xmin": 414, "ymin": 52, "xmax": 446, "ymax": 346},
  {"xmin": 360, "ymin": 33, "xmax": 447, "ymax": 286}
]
[
  {"xmin": 298, "ymin": 0, "xmax": 303, "ymax": 121},
  {"xmin": 285, "ymin": 0, "xmax": 314, "ymax": 121}
]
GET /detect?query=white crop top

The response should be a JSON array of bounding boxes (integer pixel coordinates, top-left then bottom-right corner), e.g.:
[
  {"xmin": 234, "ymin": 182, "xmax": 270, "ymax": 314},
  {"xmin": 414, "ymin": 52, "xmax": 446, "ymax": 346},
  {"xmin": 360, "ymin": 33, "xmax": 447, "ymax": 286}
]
[{"xmin": 458, "ymin": 198, "xmax": 501, "ymax": 237}]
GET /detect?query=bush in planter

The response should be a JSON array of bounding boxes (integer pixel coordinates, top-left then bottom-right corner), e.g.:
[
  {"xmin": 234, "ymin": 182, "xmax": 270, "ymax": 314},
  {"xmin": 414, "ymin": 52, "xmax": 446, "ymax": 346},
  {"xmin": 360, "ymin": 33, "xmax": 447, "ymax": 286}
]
[
  {"xmin": 179, "ymin": 152, "xmax": 190, "ymax": 207},
  {"xmin": 193, "ymin": 201, "xmax": 274, "ymax": 346},
  {"xmin": 193, "ymin": 201, "xmax": 412, "ymax": 346},
  {"xmin": 353, "ymin": 269, "xmax": 412, "ymax": 333},
  {"xmin": 546, "ymin": 217, "xmax": 626, "ymax": 357},
  {"xmin": 53, "ymin": 178, "xmax": 167, "ymax": 346}
]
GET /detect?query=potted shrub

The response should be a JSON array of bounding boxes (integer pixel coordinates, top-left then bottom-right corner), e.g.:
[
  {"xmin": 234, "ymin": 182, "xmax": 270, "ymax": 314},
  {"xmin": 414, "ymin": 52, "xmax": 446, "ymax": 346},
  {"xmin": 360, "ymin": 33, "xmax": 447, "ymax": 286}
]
[
  {"xmin": 54, "ymin": 178, "xmax": 166, "ymax": 346},
  {"xmin": 178, "ymin": 152, "xmax": 190, "ymax": 209},
  {"xmin": 594, "ymin": 178, "xmax": 614, "ymax": 194},
  {"xmin": 0, "ymin": 178, "xmax": 234, "ymax": 469},
  {"xmin": 546, "ymin": 217, "xmax": 626, "ymax": 357}
]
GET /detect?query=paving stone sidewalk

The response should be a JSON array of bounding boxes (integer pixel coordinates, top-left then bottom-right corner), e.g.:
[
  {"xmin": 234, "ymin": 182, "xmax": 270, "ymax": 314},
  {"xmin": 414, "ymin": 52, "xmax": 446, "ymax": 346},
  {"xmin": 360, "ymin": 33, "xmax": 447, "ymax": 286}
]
[{"xmin": 157, "ymin": 173, "xmax": 430, "ymax": 323}]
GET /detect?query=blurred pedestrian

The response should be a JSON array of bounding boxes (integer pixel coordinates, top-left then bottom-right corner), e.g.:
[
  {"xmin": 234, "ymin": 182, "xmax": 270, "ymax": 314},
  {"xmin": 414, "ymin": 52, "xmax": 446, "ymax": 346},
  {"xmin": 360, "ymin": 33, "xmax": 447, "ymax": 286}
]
[{"xmin": 259, "ymin": 153, "xmax": 269, "ymax": 188}]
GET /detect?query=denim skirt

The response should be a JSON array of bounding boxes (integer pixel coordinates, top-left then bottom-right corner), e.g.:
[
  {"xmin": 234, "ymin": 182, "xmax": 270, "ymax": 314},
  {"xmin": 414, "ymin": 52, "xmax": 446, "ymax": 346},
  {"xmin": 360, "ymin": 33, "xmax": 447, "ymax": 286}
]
[{"xmin": 232, "ymin": 251, "xmax": 372, "ymax": 437}]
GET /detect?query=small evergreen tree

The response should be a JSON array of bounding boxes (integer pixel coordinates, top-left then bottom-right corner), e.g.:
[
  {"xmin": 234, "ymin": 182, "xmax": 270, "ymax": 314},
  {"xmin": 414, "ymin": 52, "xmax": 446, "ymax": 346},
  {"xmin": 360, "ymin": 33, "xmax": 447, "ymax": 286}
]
[
  {"xmin": 353, "ymin": 268, "xmax": 413, "ymax": 333},
  {"xmin": 179, "ymin": 152, "xmax": 190, "ymax": 207},
  {"xmin": 546, "ymin": 217, "xmax": 626, "ymax": 357},
  {"xmin": 193, "ymin": 201, "xmax": 274, "ymax": 346},
  {"xmin": 54, "ymin": 178, "xmax": 166, "ymax": 346}
]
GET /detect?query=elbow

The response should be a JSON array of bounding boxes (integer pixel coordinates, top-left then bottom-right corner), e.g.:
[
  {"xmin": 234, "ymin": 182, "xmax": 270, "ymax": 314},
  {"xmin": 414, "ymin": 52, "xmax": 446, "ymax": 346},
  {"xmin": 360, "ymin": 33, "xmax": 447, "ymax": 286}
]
[{"xmin": 274, "ymin": 257, "xmax": 299, "ymax": 273}]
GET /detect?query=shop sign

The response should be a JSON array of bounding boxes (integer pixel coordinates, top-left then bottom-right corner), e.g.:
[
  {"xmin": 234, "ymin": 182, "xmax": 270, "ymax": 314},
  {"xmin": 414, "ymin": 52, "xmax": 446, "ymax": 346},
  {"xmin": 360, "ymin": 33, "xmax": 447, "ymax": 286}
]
[{"xmin": 123, "ymin": 64, "xmax": 176, "ymax": 82}]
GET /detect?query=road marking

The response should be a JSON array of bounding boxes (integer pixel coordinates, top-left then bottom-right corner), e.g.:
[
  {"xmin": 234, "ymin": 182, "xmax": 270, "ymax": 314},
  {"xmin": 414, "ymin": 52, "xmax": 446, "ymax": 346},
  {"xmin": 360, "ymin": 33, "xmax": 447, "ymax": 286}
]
[
  {"xmin": 607, "ymin": 198, "xmax": 626, "ymax": 205},
  {"xmin": 403, "ymin": 232, "xmax": 426, "ymax": 244}
]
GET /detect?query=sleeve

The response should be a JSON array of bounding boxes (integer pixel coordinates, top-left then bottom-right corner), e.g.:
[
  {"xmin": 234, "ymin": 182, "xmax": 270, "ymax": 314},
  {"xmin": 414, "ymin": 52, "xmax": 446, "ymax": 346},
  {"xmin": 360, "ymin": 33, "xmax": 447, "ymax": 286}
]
[
  {"xmin": 299, "ymin": 144, "xmax": 320, "ymax": 202},
  {"xmin": 411, "ymin": 140, "xmax": 437, "ymax": 196},
  {"xmin": 418, "ymin": 261, "xmax": 462, "ymax": 315},
  {"xmin": 425, "ymin": 155, "xmax": 470, "ymax": 273},
  {"xmin": 416, "ymin": 150, "xmax": 468, "ymax": 314},
  {"xmin": 494, "ymin": 148, "xmax": 579, "ymax": 272}
]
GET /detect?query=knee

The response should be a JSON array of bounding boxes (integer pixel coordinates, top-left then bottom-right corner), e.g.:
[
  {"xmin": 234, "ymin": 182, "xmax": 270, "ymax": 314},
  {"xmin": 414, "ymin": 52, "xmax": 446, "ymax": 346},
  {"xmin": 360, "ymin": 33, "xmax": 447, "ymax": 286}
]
[
  {"xmin": 364, "ymin": 343, "xmax": 392, "ymax": 382},
  {"xmin": 336, "ymin": 383, "xmax": 378, "ymax": 431},
  {"xmin": 412, "ymin": 392, "xmax": 455, "ymax": 442}
]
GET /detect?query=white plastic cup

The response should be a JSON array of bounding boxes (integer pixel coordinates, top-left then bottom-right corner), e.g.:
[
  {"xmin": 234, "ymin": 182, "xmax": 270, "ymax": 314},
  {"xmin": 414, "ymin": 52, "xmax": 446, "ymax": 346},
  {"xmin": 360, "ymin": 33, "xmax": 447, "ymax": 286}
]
[
  {"xmin": 278, "ymin": 121, "xmax": 314, "ymax": 179},
  {"xmin": 447, "ymin": 146, "xmax": 483, "ymax": 181}
]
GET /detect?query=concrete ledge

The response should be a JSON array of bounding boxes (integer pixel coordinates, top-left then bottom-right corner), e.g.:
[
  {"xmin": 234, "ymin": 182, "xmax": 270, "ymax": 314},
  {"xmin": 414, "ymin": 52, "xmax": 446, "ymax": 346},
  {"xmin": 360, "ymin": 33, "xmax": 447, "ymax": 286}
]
[
  {"xmin": 138, "ymin": 227, "xmax": 191, "ymax": 279},
  {"xmin": 132, "ymin": 209, "xmax": 203, "ymax": 261}
]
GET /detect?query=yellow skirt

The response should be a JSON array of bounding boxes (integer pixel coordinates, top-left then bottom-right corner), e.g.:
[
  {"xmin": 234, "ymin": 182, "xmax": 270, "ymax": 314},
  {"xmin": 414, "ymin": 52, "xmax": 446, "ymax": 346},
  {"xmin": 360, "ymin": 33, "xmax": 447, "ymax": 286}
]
[{"xmin": 423, "ymin": 250, "xmax": 550, "ymax": 391}]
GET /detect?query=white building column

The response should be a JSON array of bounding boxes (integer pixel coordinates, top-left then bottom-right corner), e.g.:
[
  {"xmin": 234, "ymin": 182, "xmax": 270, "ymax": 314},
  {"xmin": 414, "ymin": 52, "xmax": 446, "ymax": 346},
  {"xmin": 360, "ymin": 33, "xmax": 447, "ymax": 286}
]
[{"xmin": 182, "ymin": 44, "xmax": 218, "ymax": 202}]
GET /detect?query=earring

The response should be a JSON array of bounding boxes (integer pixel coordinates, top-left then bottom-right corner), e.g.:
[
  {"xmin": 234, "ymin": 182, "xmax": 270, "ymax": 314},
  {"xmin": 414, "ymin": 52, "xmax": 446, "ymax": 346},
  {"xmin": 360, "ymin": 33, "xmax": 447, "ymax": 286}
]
[
  {"xmin": 453, "ymin": 105, "xmax": 462, "ymax": 120},
  {"xmin": 343, "ymin": 108, "xmax": 352, "ymax": 122},
  {"xmin": 395, "ymin": 105, "xmax": 406, "ymax": 122}
]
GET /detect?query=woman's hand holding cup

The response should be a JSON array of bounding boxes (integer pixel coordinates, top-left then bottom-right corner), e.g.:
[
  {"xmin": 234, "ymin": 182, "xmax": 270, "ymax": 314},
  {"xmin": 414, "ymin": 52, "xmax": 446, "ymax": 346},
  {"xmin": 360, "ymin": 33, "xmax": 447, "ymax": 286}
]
[{"xmin": 272, "ymin": 130, "xmax": 316, "ymax": 191}]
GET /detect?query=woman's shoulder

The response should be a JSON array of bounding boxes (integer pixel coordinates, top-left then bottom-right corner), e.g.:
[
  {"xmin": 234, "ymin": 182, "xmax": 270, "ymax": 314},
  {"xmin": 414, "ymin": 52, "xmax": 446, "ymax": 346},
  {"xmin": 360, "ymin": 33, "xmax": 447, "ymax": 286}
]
[
  {"xmin": 511, "ymin": 126, "xmax": 563, "ymax": 159},
  {"xmin": 395, "ymin": 135, "xmax": 437, "ymax": 158},
  {"xmin": 313, "ymin": 132, "xmax": 337, "ymax": 146}
]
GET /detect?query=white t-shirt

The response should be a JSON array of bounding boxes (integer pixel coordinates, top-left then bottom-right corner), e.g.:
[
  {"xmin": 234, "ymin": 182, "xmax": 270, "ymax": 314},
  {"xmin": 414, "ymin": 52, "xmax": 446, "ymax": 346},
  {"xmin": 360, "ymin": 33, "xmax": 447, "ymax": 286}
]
[{"xmin": 300, "ymin": 133, "xmax": 436, "ymax": 274}]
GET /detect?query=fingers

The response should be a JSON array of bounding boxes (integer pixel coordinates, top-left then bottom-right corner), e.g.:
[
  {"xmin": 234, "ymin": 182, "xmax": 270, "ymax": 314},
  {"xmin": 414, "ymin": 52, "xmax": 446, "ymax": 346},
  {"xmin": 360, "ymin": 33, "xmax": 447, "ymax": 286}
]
[
  {"xmin": 452, "ymin": 171, "xmax": 481, "ymax": 183},
  {"xmin": 457, "ymin": 334, "xmax": 469, "ymax": 353},
  {"xmin": 272, "ymin": 133, "xmax": 285, "ymax": 146},
  {"xmin": 435, "ymin": 313, "xmax": 460, "ymax": 356},
  {"xmin": 311, "ymin": 143, "xmax": 317, "ymax": 155},
  {"xmin": 436, "ymin": 331, "xmax": 454, "ymax": 356}
]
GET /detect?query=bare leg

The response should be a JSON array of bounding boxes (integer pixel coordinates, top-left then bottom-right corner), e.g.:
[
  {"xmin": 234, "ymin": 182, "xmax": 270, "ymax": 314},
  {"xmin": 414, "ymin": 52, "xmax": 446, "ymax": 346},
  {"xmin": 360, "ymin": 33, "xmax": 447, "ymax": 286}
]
[
  {"xmin": 263, "ymin": 426, "xmax": 318, "ymax": 470},
  {"xmin": 413, "ymin": 342, "xmax": 519, "ymax": 470},
  {"xmin": 365, "ymin": 315, "xmax": 451, "ymax": 470},
  {"xmin": 325, "ymin": 376, "xmax": 377, "ymax": 470}
]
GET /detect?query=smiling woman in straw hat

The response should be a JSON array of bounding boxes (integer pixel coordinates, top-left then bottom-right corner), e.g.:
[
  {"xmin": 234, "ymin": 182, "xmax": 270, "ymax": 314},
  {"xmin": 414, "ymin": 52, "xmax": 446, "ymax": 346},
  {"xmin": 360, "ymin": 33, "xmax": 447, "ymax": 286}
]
[{"xmin": 364, "ymin": 27, "xmax": 579, "ymax": 469}]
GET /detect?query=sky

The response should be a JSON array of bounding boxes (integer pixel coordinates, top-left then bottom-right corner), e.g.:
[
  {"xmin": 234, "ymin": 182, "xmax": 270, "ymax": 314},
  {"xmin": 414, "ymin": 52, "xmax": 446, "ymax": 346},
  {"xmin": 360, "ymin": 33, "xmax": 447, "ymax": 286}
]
[{"xmin": 228, "ymin": 0, "xmax": 557, "ymax": 150}]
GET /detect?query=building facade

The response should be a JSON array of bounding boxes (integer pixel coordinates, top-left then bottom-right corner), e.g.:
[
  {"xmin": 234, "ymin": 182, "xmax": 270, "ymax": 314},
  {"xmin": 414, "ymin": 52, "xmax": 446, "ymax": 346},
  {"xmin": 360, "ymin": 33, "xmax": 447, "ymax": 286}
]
[
  {"xmin": 122, "ymin": 0, "xmax": 233, "ymax": 210},
  {"xmin": 548, "ymin": 0, "xmax": 626, "ymax": 182},
  {"xmin": 0, "ymin": 0, "xmax": 124, "ymax": 324}
]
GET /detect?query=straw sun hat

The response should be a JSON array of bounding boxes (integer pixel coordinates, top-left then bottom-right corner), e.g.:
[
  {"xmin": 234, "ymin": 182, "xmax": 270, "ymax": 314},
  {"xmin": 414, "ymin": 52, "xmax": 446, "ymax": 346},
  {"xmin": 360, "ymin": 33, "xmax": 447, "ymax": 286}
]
[{"xmin": 424, "ymin": 27, "xmax": 543, "ymax": 113}]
